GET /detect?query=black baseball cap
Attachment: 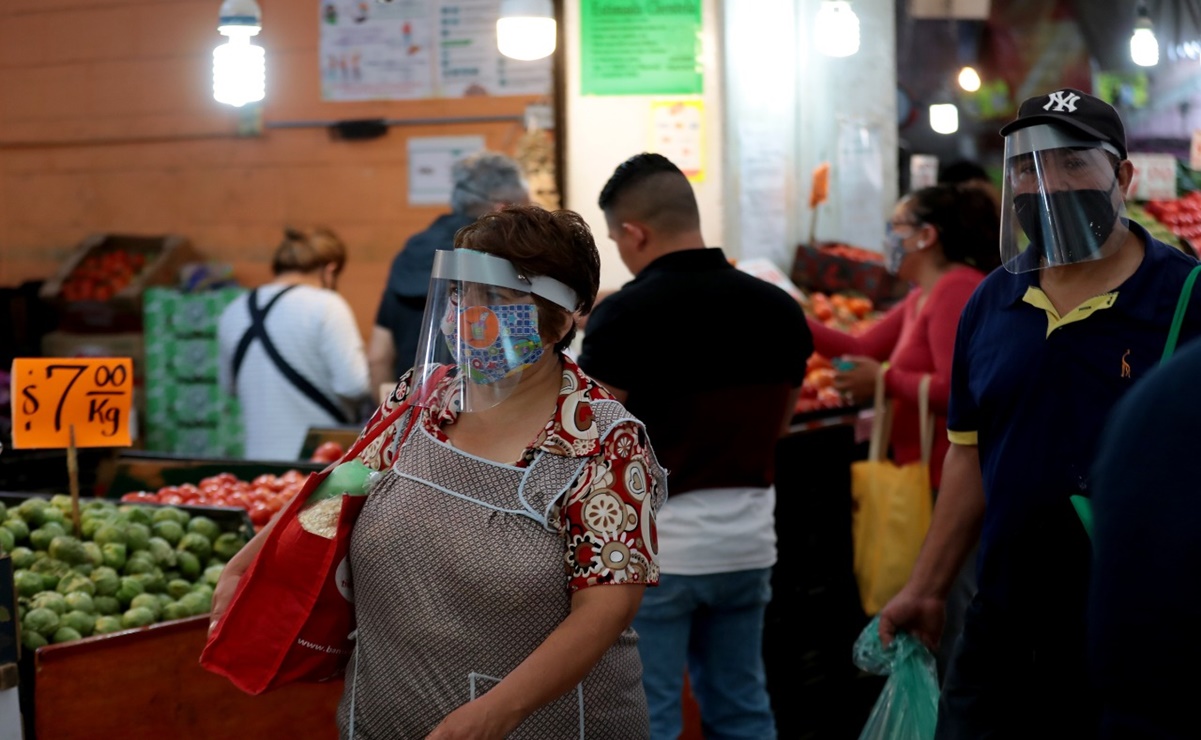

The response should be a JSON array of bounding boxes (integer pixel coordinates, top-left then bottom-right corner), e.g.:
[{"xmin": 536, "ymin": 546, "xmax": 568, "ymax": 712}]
[{"xmin": 999, "ymin": 88, "xmax": 1127, "ymax": 160}]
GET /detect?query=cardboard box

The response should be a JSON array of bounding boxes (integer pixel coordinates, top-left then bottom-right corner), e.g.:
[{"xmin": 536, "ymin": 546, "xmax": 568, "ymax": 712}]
[
  {"xmin": 143, "ymin": 287, "xmax": 244, "ymax": 340},
  {"xmin": 144, "ymin": 337, "xmax": 221, "ymax": 383},
  {"xmin": 40, "ymin": 331, "xmax": 145, "ymax": 379}
]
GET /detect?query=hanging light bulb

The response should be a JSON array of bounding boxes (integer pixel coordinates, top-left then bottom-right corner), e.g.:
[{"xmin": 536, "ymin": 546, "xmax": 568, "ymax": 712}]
[
  {"xmin": 1130, "ymin": 5, "xmax": 1159, "ymax": 67},
  {"xmin": 212, "ymin": 0, "xmax": 265, "ymax": 107},
  {"xmin": 814, "ymin": 1, "xmax": 860, "ymax": 58},
  {"xmin": 930, "ymin": 103, "xmax": 959, "ymax": 135},
  {"xmin": 497, "ymin": 0, "xmax": 556, "ymax": 61},
  {"xmin": 957, "ymin": 66, "xmax": 982, "ymax": 92}
]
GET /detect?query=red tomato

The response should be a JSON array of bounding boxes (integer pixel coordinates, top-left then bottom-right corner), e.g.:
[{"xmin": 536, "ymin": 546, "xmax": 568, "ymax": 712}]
[
  {"xmin": 248, "ymin": 502, "xmax": 273, "ymax": 526},
  {"xmin": 252, "ymin": 474, "xmax": 276, "ymax": 488},
  {"xmin": 121, "ymin": 491, "xmax": 158, "ymax": 503},
  {"xmin": 310, "ymin": 441, "xmax": 346, "ymax": 464},
  {"xmin": 226, "ymin": 492, "xmax": 253, "ymax": 509},
  {"xmin": 158, "ymin": 493, "xmax": 184, "ymax": 505}
]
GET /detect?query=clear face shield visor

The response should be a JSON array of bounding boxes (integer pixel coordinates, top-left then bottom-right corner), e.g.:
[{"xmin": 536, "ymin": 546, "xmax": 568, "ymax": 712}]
[
  {"xmin": 409, "ymin": 249, "xmax": 579, "ymax": 413},
  {"xmin": 999, "ymin": 124, "xmax": 1127, "ymax": 274}
]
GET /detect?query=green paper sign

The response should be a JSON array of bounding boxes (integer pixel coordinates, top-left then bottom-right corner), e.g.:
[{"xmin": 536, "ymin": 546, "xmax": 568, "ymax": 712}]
[{"xmin": 580, "ymin": 0, "xmax": 703, "ymax": 96}]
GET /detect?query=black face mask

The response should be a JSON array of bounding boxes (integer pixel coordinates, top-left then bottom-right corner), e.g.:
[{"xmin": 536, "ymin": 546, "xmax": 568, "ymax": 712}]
[{"xmin": 1013, "ymin": 177, "xmax": 1119, "ymax": 265}]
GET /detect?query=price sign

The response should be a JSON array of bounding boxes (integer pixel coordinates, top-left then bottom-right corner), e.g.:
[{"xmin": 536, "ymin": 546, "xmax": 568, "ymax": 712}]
[{"xmin": 10, "ymin": 358, "xmax": 133, "ymax": 449}]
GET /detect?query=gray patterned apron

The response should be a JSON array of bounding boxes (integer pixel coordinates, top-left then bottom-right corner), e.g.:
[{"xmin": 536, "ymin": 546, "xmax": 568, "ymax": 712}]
[{"xmin": 336, "ymin": 404, "xmax": 650, "ymax": 739}]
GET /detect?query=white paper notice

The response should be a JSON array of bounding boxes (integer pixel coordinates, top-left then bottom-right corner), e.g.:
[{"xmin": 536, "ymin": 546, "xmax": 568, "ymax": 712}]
[
  {"xmin": 408, "ymin": 136, "xmax": 486, "ymax": 206},
  {"xmin": 837, "ymin": 119, "xmax": 885, "ymax": 253},
  {"xmin": 910, "ymin": 154, "xmax": 939, "ymax": 191},
  {"xmin": 320, "ymin": 0, "xmax": 434, "ymax": 101},
  {"xmin": 736, "ymin": 258, "xmax": 806, "ymax": 302},
  {"xmin": 1128, "ymin": 153, "xmax": 1177, "ymax": 201},
  {"xmin": 650, "ymin": 99, "xmax": 704, "ymax": 182},
  {"xmin": 320, "ymin": 0, "xmax": 551, "ymax": 101}
]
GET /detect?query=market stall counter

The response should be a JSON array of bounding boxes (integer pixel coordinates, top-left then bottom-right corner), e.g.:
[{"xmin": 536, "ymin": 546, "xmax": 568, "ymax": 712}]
[
  {"xmin": 1, "ymin": 482, "xmax": 337, "ymax": 738},
  {"xmin": 19, "ymin": 615, "xmax": 342, "ymax": 740},
  {"xmin": 764, "ymin": 406, "xmax": 881, "ymax": 737}
]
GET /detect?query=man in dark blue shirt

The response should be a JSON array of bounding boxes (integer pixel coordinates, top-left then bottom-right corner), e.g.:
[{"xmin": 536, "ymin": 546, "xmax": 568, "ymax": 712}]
[
  {"xmin": 879, "ymin": 89, "xmax": 1201, "ymax": 737},
  {"xmin": 367, "ymin": 151, "xmax": 528, "ymax": 393}
]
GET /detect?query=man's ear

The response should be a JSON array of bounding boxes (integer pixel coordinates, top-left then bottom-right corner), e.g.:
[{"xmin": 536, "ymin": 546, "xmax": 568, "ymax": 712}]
[
  {"xmin": 622, "ymin": 221, "xmax": 648, "ymax": 249},
  {"xmin": 1117, "ymin": 159, "xmax": 1136, "ymax": 195}
]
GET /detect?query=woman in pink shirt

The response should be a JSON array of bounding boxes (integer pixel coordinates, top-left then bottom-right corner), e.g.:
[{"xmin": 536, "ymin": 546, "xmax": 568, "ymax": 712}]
[{"xmin": 809, "ymin": 184, "xmax": 1001, "ymax": 490}]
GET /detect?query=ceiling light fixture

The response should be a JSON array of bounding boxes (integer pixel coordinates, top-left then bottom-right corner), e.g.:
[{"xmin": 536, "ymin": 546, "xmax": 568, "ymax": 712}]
[
  {"xmin": 1131, "ymin": 4, "xmax": 1159, "ymax": 67},
  {"xmin": 957, "ymin": 65, "xmax": 981, "ymax": 92},
  {"xmin": 497, "ymin": 0, "xmax": 556, "ymax": 61},
  {"xmin": 212, "ymin": 0, "xmax": 265, "ymax": 107},
  {"xmin": 930, "ymin": 103, "xmax": 959, "ymax": 135}
]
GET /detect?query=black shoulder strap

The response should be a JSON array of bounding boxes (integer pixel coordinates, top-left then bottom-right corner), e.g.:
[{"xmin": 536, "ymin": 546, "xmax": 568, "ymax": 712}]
[
  {"xmin": 230, "ymin": 285, "xmax": 351, "ymax": 425},
  {"xmin": 232, "ymin": 287, "xmax": 296, "ymax": 380}
]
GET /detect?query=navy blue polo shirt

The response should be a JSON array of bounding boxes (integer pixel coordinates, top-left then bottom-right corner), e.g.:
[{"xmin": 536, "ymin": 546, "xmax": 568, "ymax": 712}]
[{"xmin": 947, "ymin": 220, "xmax": 1201, "ymax": 619}]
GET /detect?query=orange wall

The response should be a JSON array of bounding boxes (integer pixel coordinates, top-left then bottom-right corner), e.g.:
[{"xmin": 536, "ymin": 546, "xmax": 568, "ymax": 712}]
[{"xmin": 0, "ymin": 0, "xmax": 543, "ymax": 341}]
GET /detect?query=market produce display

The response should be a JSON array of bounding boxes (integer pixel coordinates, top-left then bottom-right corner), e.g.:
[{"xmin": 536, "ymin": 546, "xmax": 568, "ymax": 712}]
[
  {"xmin": 1, "ymin": 495, "xmax": 247, "ymax": 649},
  {"xmin": 796, "ymin": 290, "xmax": 884, "ymax": 414},
  {"xmin": 120, "ymin": 470, "xmax": 307, "ymax": 527},
  {"xmin": 58, "ymin": 248, "xmax": 148, "ymax": 302},
  {"xmin": 1132, "ymin": 197, "xmax": 1201, "ymax": 255}
]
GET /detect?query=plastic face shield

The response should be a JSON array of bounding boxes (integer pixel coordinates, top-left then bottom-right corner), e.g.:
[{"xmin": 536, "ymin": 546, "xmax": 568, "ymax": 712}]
[
  {"xmin": 999, "ymin": 124, "xmax": 1127, "ymax": 274},
  {"xmin": 410, "ymin": 249, "xmax": 579, "ymax": 413}
]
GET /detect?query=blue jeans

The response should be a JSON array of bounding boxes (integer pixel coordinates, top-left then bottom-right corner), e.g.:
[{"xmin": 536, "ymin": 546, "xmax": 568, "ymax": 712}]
[{"xmin": 633, "ymin": 568, "xmax": 776, "ymax": 740}]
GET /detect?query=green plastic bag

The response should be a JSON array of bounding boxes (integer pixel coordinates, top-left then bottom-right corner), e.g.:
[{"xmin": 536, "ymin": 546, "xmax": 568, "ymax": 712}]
[{"xmin": 852, "ymin": 615, "xmax": 939, "ymax": 740}]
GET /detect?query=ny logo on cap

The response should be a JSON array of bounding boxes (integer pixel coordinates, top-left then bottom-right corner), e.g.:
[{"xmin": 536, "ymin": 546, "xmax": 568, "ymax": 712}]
[{"xmin": 1043, "ymin": 91, "xmax": 1081, "ymax": 113}]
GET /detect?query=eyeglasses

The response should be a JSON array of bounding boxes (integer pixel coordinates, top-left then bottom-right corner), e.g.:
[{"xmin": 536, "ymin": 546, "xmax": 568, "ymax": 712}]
[{"xmin": 886, "ymin": 218, "xmax": 922, "ymax": 234}]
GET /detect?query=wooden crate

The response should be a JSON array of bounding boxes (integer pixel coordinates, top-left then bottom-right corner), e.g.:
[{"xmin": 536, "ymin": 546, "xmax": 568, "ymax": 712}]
[
  {"xmin": 38, "ymin": 234, "xmax": 200, "ymax": 333},
  {"xmin": 18, "ymin": 616, "xmax": 343, "ymax": 740}
]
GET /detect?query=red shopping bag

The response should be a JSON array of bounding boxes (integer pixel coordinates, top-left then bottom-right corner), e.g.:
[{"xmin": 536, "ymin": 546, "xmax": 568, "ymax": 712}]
[{"xmin": 200, "ymin": 396, "xmax": 419, "ymax": 695}]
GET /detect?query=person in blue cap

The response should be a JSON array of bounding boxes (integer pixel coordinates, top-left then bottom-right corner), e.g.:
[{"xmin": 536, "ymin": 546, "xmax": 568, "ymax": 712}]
[{"xmin": 878, "ymin": 88, "xmax": 1201, "ymax": 736}]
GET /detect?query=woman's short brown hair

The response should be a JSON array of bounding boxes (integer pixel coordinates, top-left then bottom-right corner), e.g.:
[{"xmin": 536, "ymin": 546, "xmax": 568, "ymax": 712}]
[
  {"xmin": 271, "ymin": 226, "xmax": 347, "ymax": 277},
  {"xmin": 453, "ymin": 205, "xmax": 600, "ymax": 353}
]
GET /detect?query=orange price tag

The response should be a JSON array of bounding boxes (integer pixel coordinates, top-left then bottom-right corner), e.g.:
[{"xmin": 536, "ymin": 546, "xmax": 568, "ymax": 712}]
[{"xmin": 10, "ymin": 357, "xmax": 134, "ymax": 449}]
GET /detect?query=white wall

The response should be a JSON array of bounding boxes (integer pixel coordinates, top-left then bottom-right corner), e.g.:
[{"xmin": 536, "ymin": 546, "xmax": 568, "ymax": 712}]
[
  {"xmin": 564, "ymin": 0, "xmax": 897, "ymax": 290},
  {"xmin": 563, "ymin": 0, "xmax": 726, "ymax": 291}
]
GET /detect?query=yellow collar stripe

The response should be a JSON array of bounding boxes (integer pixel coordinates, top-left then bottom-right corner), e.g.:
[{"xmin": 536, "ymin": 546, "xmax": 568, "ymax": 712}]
[{"xmin": 1022, "ymin": 287, "xmax": 1119, "ymax": 338}]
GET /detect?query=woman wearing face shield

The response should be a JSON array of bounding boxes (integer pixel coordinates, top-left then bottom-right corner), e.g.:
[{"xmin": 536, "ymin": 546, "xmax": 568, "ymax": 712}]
[
  {"xmin": 808, "ymin": 184, "xmax": 1001, "ymax": 494},
  {"xmin": 214, "ymin": 205, "xmax": 666, "ymax": 739},
  {"xmin": 806, "ymin": 186, "xmax": 1000, "ymax": 677}
]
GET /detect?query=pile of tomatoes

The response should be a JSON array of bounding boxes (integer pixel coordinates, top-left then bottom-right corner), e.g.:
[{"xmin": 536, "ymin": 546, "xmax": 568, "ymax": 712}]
[
  {"xmin": 795, "ymin": 291, "xmax": 884, "ymax": 415},
  {"xmin": 119, "ymin": 470, "xmax": 308, "ymax": 528},
  {"xmin": 60, "ymin": 249, "xmax": 148, "ymax": 302}
]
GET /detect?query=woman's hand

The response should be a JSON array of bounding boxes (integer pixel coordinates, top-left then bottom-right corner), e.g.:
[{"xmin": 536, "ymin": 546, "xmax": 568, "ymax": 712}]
[
  {"xmin": 833, "ymin": 355, "xmax": 881, "ymax": 405},
  {"xmin": 207, "ymin": 507, "xmax": 286, "ymax": 636},
  {"xmin": 425, "ymin": 698, "xmax": 518, "ymax": 740},
  {"xmin": 208, "ymin": 561, "xmax": 246, "ymax": 635}
]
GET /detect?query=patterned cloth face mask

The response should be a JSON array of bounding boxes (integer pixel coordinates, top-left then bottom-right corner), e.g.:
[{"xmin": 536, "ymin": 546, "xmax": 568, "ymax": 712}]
[{"xmin": 442, "ymin": 303, "xmax": 544, "ymax": 384}]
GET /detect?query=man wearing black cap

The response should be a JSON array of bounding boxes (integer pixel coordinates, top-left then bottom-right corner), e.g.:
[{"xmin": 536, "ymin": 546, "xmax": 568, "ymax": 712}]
[{"xmin": 878, "ymin": 88, "xmax": 1201, "ymax": 736}]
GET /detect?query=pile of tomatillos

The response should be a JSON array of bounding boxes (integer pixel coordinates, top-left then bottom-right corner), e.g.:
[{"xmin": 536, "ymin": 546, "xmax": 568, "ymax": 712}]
[{"xmin": 0, "ymin": 496, "xmax": 247, "ymax": 649}]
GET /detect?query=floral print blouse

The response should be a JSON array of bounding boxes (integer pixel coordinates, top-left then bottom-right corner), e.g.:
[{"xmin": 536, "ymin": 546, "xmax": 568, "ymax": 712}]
[{"xmin": 354, "ymin": 356, "xmax": 665, "ymax": 592}]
